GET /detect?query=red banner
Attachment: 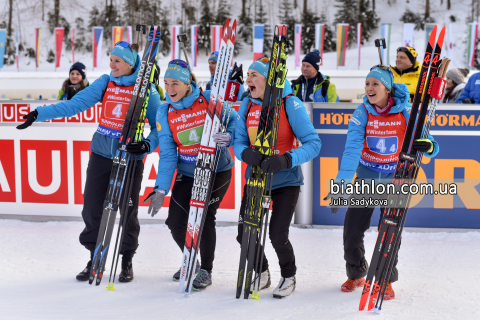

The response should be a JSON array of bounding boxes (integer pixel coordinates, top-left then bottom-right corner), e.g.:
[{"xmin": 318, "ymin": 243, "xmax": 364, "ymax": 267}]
[{"xmin": 55, "ymin": 28, "xmax": 64, "ymax": 68}]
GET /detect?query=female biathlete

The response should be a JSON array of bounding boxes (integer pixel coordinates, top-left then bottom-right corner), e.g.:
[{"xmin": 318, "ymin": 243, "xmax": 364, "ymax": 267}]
[
  {"xmin": 17, "ymin": 42, "xmax": 162, "ymax": 283},
  {"xmin": 233, "ymin": 58, "xmax": 321, "ymax": 298},
  {"xmin": 144, "ymin": 59, "xmax": 237, "ymax": 291},
  {"xmin": 328, "ymin": 66, "xmax": 439, "ymax": 299}
]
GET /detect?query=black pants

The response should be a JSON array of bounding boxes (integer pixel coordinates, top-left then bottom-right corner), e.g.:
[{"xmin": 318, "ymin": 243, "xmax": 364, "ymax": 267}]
[
  {"xmin": 343, "ymin": 203, "xmax": 399, "ymax": 282},
  {"xmin": 79, "ymin": 152, "xmax": 144, "ymax": 257},
  {"xmin": 166, "ymin": 170, "xmax": 232, "ymax": 274},
  {"xmin": 236, "ymin": 185, "xmax": 300, "ymax": 278}
]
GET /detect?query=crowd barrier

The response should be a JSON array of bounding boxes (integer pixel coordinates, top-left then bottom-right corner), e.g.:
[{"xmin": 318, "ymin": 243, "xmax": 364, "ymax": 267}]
[{"xmin": 1, "ymin": 101, "xmax": 479, "ymax": 228}]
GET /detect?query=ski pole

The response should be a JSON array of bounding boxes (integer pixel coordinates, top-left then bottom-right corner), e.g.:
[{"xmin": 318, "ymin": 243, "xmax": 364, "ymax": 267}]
[
  {"xmin": 374, "ymin": 38, "xmax": 387, "ymax": 66},
  {"xmin": 177, "ymin": 33, "xmax": 191, "ymax": 66}
]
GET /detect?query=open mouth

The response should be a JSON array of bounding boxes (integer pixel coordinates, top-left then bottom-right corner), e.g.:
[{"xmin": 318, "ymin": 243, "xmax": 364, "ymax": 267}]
[
  {"xmin": 249, "ymin": 86, "xmax": 256, "ymax": 94},
  {"xmin": 368, "ymin": 93, "xmax": 376, "ymax": 97},
  {"xmin": 170, "ymin": 93, "xmax": 178, "ymax": 98}
]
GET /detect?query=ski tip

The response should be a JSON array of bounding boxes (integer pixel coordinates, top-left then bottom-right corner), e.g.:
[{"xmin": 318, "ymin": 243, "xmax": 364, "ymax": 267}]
[
  {"xmin": 437, "ymin": 26, "xmax": 447, "ymax": 49},
  {"xmin": 230, "ymin": 20, "xmax": 237, "ymax": 43},
  {"xmin": 222, "ymin": 19, "xmax": 230, "ymax": 41},
  {"xmin": 428, "ymin": 25, "xmax": 437, "ymax": 47}
]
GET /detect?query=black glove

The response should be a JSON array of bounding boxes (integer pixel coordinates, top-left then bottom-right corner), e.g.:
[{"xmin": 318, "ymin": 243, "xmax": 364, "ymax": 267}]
[
  {"xmin": 16, "ymin": 110, "xmax": 38, "ymax": 130},
  {"xmin": 260, "ymin": 153, "xmax": 292, "ymax": 173},
  {"xmin": 230, "ymin": 63, "xmax": 244, "ymax": 84},
  {"xmin": 242, "ymin": 148, "xmax": 264, "ymax": 167},
  {"xmin": 461, "ymin": 98, "xmax": 475, "ymax": 104},
  {"xmin": 323, "ymin": 192, "xmax": 342, "ymax": 214},
  {"xmin": 126, "ymin": 141, "xmax": 151, "ymax": 155},
  {"xmin": 66, "ymin": 85, "xmax": 78, "ymax": 100},
  {"xmin": 412, "ymin": 139, "xmax": 433, "ymax": 153}
]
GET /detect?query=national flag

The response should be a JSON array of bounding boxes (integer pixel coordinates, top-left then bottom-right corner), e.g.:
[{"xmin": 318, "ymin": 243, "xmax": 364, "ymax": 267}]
[
  {"xmin": 113, "ymin": 27, "xmax": 123, "ymax": 47},
  {"xmin": 191, "ymin": 25, "xmax": 198, "ymax": 67},
  {"xmin": 55, "ymin": 27, "xmax": 64, "ymax": 68},
  {"xmin": 295, "ymin": 24, "xmax": 302, "ymax": 67},
  {"xmin": 35, "ymin": 28, "xmax": 41, "ymax": 68},
  {"xmin": 127, "ymin": 26, "xmax": 132, "ymax": 43},
  {"xmin": 381, "ymin": 24, "xmax": 391, "ymax": 65},
  {"xmin": 172, "ymin": 25, "xmax": 182, "ymax": 60},
  {"xmin": 357, "ymin": 23, "xmax": 362, "ymax": 68},
  {"xmin": 0, "ymin": 29, "xmax": 5, "ymax": 69},
  {"xmin": 211, "ymin": 25, "xmax": 223, "ymax": 53},
  {"xmin": 468, "ymin": 23, "xmax": 478, "ymax": 67},
  {"xmin": 253, "ymin": 24, "xmax": 264, "ymax": 61},
  {"xmin": 403, "ymin": 23, "xmax": 415, "ymax": 47},
  {"xmin": 315, "ymin": 24, "xmax": 324, "ymax": 66},
  {"xmin": 336, "ymin": 24, "xmax": 349, "ymax": 67},
  {"xmin": 92, "ymin": 27, "xmax": 103, "ymax": 69}
]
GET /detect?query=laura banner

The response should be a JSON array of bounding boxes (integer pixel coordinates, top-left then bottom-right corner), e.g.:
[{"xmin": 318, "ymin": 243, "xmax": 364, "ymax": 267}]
[
  {"xmin": 315, "ymin": 24, "xmax": 324, "ymax": 66},
  {"xmin": 0, "ymin": 29, "xmax": 6, "ymax": 69},
  {"xmin": 336, "ymin": 24, "xmax": 349, "ymax": 67},
  {"xmin": 295, "ymin": 24, "xmax": 302, "ymax": 67},
  {"xmin": 112, "ymin": 26, "xmax": 124, "ymax": 47},
  {"xmin": 171, "ymin": 25, "xmax": 182, "ymax": 60},
  {"xmin": 357, "ymin": 23, "xmax": 362, "ymax": 68},
  {"xmin": 191, "ymin": 25, "xmax": 198, "ymax": 67},
  {"xmin": 468, "ymin": 23, "xmax": 478, "ymax": 67},
  {"xmin": 381, "ymin": 24, "xmax": 391, "ymax": 65},
  {"xmin": 253, "ymin": 24, "xmax": 264, "ymax": 61},
  {"xmin": 92, "ymin": 27, "xmax": 103, "ymax": 69},
  {"xmin": 403, "ymin": 23, "xmax": 415, "ymax": 47},
  {"xmin": 211, "ymin": 25, "xmax": 223, "ymax": 53},
  {"xmin": 55, "ymin": 28, "xmax": 64, "ymax": 69},
  {"xmin": 35, "ymin": 28, "xmax": 41, "ymax": 68}
]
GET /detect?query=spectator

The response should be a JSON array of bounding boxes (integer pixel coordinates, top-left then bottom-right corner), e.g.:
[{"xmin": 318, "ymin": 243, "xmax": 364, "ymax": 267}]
[
  {"xmin": 443, "ymin": 68, "xmax": 469, "ymax": 103},
  {"xmin": 391, "ymin": 46, "xmax": 419, "ymax": 101},
  {"xmin": 57, "ymin": 62, "xmax": 89, "ymax": 100},
  {"xmin": 291, "ymin": 50, "xmax": 339, "ymax": 102},
  {"xmin": 206, "ymin": 51, "xmax": 218, "ymax": 90},
  {"xmin": 456, "ymin": 69, "xmax": 480, "ymax": 103}
]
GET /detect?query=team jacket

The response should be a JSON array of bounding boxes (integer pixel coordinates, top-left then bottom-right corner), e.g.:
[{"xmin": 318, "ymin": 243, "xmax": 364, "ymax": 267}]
[
  {"xmin": 233, "ymin": 80, "xmax": 321, "ymax": 190},
  {"xmin": 457, "ymin": 72, "xmax": 480, "ymax": 103},
  {"xmin": 151, "ymin": 81, "xmax": 237, "ymax": 194},
  {"xmin": 335, "ymin": 82, "xmax": 439, "ymax": 183},
  {"xmin": 391, "ymin": 61, "xmax": 421, "ymax": 99},
  {"xmin": 35, "ymin": 55, "xmax": 160, "ymax": 160},
  {"xmin": 291, "ymin": 73, "xmax": 339, "ymax": 103}
]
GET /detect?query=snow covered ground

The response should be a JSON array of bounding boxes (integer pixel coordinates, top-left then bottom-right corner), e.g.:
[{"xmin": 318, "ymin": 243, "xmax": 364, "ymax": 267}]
[{"xmin": 1, "ymin": 219, "xmax": 479, "ymax": 320}]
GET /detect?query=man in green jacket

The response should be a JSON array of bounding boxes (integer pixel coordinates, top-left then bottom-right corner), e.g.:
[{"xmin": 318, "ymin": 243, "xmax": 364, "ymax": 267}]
[{"xmin": 291, "ymin": 50, "xmax": 339, "ymax": 103}]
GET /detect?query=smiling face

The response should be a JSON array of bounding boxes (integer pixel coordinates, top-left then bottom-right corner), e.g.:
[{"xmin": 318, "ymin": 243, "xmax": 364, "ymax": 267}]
[
  {"xmin": 69, "ymin": 70, "xmax": 82, "ymax": 85},
  {"xmin": 246, "ymin": 70, "xmax": 267, "ymax": 100},
  {"xmin": 164, "ymin": 78, "xmax": 190, "ymax": 103},
  {"xmin": 365, "ymin": 77, "xmax": 390, "ymax": 108},
  {"xmin": 301, "ymin": 62, "xmax": 318, "ymax": 80},
  {"xmin": 446, "ymin": 77, "xmax": 454, "ymax": 89},
  {"xmin": 395, "ymin": 51, "xmax": 413, "ymax": 72},
  {"xmin": 109, "ymin": 55, "xmax": 134, "ymax": 78},
  {"xmin": 208, "ymin": 60, "xmax": 217, "ymax": 75}
]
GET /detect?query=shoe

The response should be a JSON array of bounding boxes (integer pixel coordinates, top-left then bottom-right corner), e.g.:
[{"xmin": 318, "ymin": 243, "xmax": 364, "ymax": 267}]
[
  {"xmin": 173, "ymin": 260, "xmax": 200, "ymax": 282},
  {"xmin": 273, "ymin": 276, "xmax": 296, "ymax": 298},
  {"xmin": 341, "ymin": 277, "xmax": 365, "ymax": 292},
  {"xmin": 76, "ymin": 260, "xmax": 92, "ymax": 281},
  {"xmin": 192, "ymin": 269, "xmax": 212, "ymax": 291},
  {"xmin": 118, "ymin": 255, "xmax": 134, "ymax": 283},
  {"xmin": 383, "ymin": 282, "xmax": 395, "ymax": 300},
  {"xmin": 251, "ymin": 269, "xmax": 271, "ymax": 291}
]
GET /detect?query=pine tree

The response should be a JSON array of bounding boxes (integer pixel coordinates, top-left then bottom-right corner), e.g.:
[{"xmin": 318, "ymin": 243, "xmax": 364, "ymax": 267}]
[
  {"xmin": 279, "ymin": 0, "xmax": 296, "ymax": 54},
  {"xmin": 256, "ymin": 0, "xmax": 271, "ymax": 55},
  {"xmin": 237, "ymin": 0, "xmax": 252, "ymax": 54},
  {"xmin": 358, "ymin": 0, "xmax": 379, "ymax": 44},
  {"xmin": 198, "ymin": 0, "xmax": 213, "ymax": 55},
  {"xmin": 159, "ymin": 6, "xmax": 171, "ymax": 57},
  {"xmin": 318, "ymin": 12, "xmax": 336, "ymax": 52},
  {"xmin": 301, "ymin": 11, "xmax": 320, "ymax": 54},
  {"xmin": 334, "ymin": 0, "xmax": 358, "ymax": 47},
  {"xmin": 216, "ymin": 0, "xmax": 230, "ymax": 25}
]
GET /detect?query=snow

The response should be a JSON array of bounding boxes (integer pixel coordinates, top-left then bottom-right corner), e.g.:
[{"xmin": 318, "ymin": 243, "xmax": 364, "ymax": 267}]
[{"xmin": 1, "ymin": 219, "xmax": 479, "ymax": 319}]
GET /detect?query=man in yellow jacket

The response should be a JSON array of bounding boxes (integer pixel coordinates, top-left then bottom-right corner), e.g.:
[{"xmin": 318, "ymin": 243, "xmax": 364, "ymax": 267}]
[{"xmin": 391, "ymin": 46, "xmax": 420, "ymax": 101}]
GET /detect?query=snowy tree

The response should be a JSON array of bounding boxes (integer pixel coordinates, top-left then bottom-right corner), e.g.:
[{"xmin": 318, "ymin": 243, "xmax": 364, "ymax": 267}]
[
  {"xmin": 333, "ymin": 0, "xmax": 357, "ymax": 47},
  {"xmin": 238, "ymin": 0, "xmax": 253, "ymax": 51},
  {"xmin": 256, "ymin": 0, "xmax": 271, "ymax": 55},
  {"xmin": 159, "ymin": 7, "xmax": 171, "ymax": 57},
  {"xmin": 357, "ymin": 0, "xmax": 379, "ymax": 44},
  {"xmin": 198, "ymin": 0, "xmax": 213, "ymax": 55},
  {"xmin": 216, "ymin": 0, "xmax": 230, "ymax": 25},
  {"xmin": 301, "ymin": 11, "xmax": 320, "ymax": 54},
  {"xmin": 279, "ymin": 0, "xmax": 296, "ymax": 54},
  {"xmin": 317, "ymin": 12, "xmax": 336, "ymax": 53}
]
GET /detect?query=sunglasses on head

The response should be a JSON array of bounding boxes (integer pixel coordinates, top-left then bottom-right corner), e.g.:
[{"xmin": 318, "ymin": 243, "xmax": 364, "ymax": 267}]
[
  {"xmin": 370, "ymin": 64, "xmax": 393, "ymax": 75},
  {"xmin": 169, "ymin": 59, "xmax": 190, "ymax": 70},
  {"xmin": 115, "ymin": 41, "xmax": 131, "ymax": 48}
]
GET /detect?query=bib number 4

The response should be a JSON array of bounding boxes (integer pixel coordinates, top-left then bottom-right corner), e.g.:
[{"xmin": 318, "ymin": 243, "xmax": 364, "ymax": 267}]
[{"xmin": 367, "ymin": 136, "xmax": 398, "ymax": 155}]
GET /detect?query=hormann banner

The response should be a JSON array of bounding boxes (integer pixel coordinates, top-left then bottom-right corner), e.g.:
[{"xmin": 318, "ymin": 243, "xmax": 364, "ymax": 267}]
[
  {"xmin": 0, "ymin": 101, "xmax": 248, "ymax": 222},
  {"xmin": 314, "ymin": 105, "xmax": 480, "ymax": 228}
]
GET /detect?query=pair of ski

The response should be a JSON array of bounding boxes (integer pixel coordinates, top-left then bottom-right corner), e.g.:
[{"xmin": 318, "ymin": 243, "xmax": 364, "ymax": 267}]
[
  {"xmin": 236, "ymin": 25, "xmax": 289, "ymax": 300},
  {"xmin": 177, "ymin": 19, "xmax": 240, "ymax": 296},
  {"xmin": 89, "ymin": 25, "xmax": 162, "ymax": 290},
  {"xmin": 359, "ymin": 25, "xmax": 450, "ymax": 312}
]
